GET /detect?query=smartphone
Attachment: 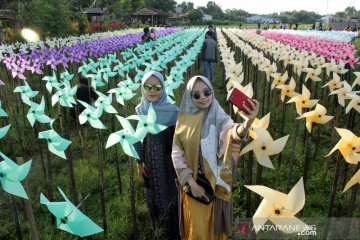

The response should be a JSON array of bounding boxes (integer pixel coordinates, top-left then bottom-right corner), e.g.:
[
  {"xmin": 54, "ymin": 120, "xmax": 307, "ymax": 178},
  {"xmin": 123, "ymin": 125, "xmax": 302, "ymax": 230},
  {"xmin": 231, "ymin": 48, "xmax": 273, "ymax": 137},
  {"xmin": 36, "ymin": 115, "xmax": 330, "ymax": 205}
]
[{"xmin": 228, "ymin": 88, "xmax": 254, "ymax": 115}]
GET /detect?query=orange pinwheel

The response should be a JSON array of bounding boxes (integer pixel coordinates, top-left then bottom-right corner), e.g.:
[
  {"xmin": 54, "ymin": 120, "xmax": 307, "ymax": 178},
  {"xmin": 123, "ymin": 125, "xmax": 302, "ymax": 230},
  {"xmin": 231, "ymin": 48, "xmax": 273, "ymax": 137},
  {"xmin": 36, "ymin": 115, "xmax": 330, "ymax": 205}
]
[
  {"xmin": 296, "ymin": 103, "xmax": 333, "ymax": 133},
  {"xmin": 326, "ymin": 128, "xmax": 360, "ymax": 164},
  {"xmin": 343, "ymin": 169, "xmax": 360, "ymax": 192},
  {"xmin": 249, "ymin": 112, "xmax": 271, "ymax": 139},
  {"xmin": 271, "ymin": 71, "xmax": 288, "ymax": 89},
  {"xmin": 329, "ymin": 80, "xmax": 352, "ymax": 107},
  {"xmin": 345, "ymin": 93, "xmax": 360, "ymax": 114},
  {"xmin": 322, "ymin": 72, "xmax": 343, "ymax": 93},
  {"xmin": 287, "ymin": 84, "xmax": 319, "ymax": 115}
]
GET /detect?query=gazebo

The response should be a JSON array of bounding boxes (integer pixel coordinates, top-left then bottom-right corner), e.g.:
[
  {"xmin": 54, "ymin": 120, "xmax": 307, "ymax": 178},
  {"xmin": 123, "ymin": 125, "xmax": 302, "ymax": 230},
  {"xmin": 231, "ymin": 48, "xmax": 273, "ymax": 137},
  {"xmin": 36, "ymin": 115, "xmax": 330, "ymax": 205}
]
[{"xmin": 132, "ymin": 7, "xmax": 169, "ymax": 26}]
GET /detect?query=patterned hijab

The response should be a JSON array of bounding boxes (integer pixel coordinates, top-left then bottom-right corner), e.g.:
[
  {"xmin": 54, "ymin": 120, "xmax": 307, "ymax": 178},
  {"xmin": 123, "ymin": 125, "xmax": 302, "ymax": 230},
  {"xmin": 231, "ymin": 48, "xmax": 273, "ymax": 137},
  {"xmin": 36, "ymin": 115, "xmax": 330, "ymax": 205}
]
[
  {"xmin": 135, "ymin": 71, "xmax": 179, "ymax": 126},
  {"xmin": 174, "ymin": 75, "xmax": 234, "ymax": 199}
]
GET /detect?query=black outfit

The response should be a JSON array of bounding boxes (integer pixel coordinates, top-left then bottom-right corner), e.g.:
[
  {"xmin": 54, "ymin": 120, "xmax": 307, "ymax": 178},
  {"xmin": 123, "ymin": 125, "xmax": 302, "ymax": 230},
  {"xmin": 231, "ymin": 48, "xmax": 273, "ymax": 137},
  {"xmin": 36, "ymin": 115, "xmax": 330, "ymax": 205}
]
[
  {"xmin": 76, "ymin": 84, "xmax": 98, "ymax": 111},
  {"xmin": 134, "ymin": 126, "xmax": 180, "ymax": 240}
]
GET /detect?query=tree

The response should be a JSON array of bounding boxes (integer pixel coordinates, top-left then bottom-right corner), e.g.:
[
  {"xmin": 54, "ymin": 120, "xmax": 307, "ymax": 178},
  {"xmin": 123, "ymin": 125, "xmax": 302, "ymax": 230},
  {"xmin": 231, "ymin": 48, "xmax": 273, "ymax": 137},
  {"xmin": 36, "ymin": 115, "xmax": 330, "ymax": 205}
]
[
  {"xmin": 345, "ymin": 6, "xmax": 357, "ymax": 17},
  {"xmin": 188, "ymin": 9, "xmax": 203, "ymax": 23},
  {"xmin": 205, "ymin": 1, "xmax": 223, "ymax": 19},
  {"xmin": 144, "ymin": 0, "xmax": 176, "ymax": 12},
  {"xmin": 176, "ymin": 1, "xmax": 194, "ymax": 13}
]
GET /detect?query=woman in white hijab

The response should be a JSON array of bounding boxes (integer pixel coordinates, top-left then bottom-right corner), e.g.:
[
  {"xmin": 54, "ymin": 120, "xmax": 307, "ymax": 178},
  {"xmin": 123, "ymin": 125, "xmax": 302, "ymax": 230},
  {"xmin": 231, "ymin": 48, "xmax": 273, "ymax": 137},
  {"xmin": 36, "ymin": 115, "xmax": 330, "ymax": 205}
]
[{"xmin": 172, "ymin": 76, "xmax": 259, "ymax": 239}]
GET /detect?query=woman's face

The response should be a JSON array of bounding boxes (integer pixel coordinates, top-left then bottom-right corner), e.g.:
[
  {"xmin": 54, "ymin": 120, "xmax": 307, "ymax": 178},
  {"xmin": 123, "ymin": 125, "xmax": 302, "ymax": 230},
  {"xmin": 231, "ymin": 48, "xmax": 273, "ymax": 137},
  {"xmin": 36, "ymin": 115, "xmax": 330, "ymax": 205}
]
[
  {"xmin": 191, "ymin": 80, "xmax": 213, "ymax": 109},
  {"xmin": 144, "ymin": 76, "xmax": 163, "ymax": 102}
]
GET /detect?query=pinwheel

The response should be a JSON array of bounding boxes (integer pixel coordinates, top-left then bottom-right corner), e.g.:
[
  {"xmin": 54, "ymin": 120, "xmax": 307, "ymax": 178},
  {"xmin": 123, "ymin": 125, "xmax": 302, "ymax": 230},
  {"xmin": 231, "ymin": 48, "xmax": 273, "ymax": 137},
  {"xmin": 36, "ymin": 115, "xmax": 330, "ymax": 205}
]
[
  {"xmin": 329, "ymin": 81, "xmax": 352, "ymax": 107},
  {"xmin": 113, "ymin": 60, "xmax": 127, "ymax": 78},
  {"xmin": 106, "ymin": 115, "xmax": 143, "ymax": 159},
  {"xmin": 0, "ymin": 80, "xmax": 4, "ymax": 86},
  {"xmin": 52, "ymin": 81, "xmax": 78, "ymax": 107},
  {"xmin": 345, "ymin": 93, "xmax": 360, "ymax": 114},
  {"xmin": 0, "ymin": 151, "xmax": 32, "ymax": 199},
  {"xmin": 42, "ymin": 71, "xmax": 62, "ymax": 93},
  {"xmin": 322, "ymin": 73, "xmax": 343, "ymax": 93},
  {"xmin": 269, "ymin": 71, "xmax": 287, "ymax": 89},
  {"xmin": 60, "ymin": 69, "xmax": 74, "ymax": 82},
  {"xmin": 78, "ymin": 61, "xmax": 94, "ymax": 77},
  {"xmin": 287, "ymin": 85, "xmax": 318, "ymax": 116},
  {"xmin": 38, "ymin": 121, "xmax": 72, "ymax": 159},
  {"xmin": 127, "ymin": 103, "xmax": 167, "ymax": 136},
  {"xmin": 352, "ymin": 72, "xmax": 360, "ymax": 88},
  {"xmin": 26, "ymin": 97, "xmax": 52, "ymax": 127},
  {"xmin": 0, "ymin": 125, "xmax": 11, "ymax": 140},
  {"xmin": 0, "ymin": 101, "xmax": 8, "ymax": 117},
  {"xmin": 343, "ymin": 169, "xmax": 360, "ymax": 192},
  {"xmin": 304, "ymin": 67, "xmax": 322, "ymax": 82},
  {"xmin": 107, "ymin": 52, "xmax": 117, "ymax": 64},
  {"xmin": 118, "ymin": 74, "xmax": 140, "ymax": 91},
  {"xmin": 249, "ymin": 113, "xmax": 270, "ymax": 139},
  {"xmin": 100, "ymin": 67, "xmax": 117, "ymax": 83},
  {"xmin": 40, "ymin": 187, "xmax": 103, "ymax": 237},
  {"xmin": 78, "ymin": 100, "xmax": 106, "ymax": 129},
  {"xmin": 296, "ymin": 103, "xmax": 333, "ymax": 133},
  {"xmin": 94, "ymin": 91, "xmax": 118, "ymax": 114},
  {"xmin": 240, "ymin": 127, "xmax": 289, "ymax": 169},
  {"xmin": 326, "ymin": 128, "xmax": 360, "ymax": 164},
  {"xmin": 13, "ymin": 80, "xmax": 39, "ymax": 102},
  {"xmin": 276, "ymin": 77, "xmax": 298, "ymax": 102},
  {"xmin": 87, "ymin": 71, "xmax": 105, "ymax": 89},
  {"xmin": 245, "ymin": 177, "xmax": 308, "ymax": 234},
  {"xmin": 108, "ymin": 86, "xmax": 135, "ymax": 106}
]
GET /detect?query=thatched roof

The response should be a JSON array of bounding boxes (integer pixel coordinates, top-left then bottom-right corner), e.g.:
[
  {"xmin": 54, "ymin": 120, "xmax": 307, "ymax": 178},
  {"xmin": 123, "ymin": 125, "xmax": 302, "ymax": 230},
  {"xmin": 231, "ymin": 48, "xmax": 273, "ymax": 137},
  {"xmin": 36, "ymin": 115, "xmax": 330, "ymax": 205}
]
[{"xmin": 133, "ymin": 7, "xmax": 169, "ymax": 16}]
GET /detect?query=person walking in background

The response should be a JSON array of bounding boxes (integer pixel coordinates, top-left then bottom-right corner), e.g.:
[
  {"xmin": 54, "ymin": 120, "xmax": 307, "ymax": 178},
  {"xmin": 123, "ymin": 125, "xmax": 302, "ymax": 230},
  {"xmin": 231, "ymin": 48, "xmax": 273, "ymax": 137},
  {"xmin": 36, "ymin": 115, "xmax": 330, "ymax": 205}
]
[
  {"xmin": 141, "ymin": 27, "xmax": 151, "ymax": 43},
  {"xmin": 134, "ymin": 71, "xmax": 180, "ymax": 240},
  {"xmin": 201, "ymin": 31, "xmax": 217, "ymax": 83},
  {"xmin": 208, "ymin": 25, "xmax": 217, "ymax": 41},
  {"xmin": 172, "ymin": 76, "xmax": 259, "ymax": 239},
  {"xmin": 150, "ymin": 28, "xmax": 156, "ymax": 40}
]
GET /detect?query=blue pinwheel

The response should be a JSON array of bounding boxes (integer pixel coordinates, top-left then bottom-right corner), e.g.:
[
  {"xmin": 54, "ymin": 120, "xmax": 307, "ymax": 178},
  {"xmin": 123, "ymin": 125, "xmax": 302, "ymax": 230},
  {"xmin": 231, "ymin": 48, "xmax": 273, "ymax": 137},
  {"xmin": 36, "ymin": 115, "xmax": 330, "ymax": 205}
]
[
  {"xmin": 78, "ymin": 100, "xmax": 106, "ymax": 129},
  {"xmin": 0, "ymin": 151, "xmax": 32, "ymax": 199},
  {"xmin": 42, "ymin": 71, "xmax": 62, "ymax": 93},
  {"xmin": 13, "ymin": 80, "xmax": 39, "ymax": 102},
  {"xmin": 0, "ymin": 100, "xmax": 8, "ymax": 117},
  {"xmin": 40, "ymin": 187, "xmax": 103, "ymax": 237},
  {"xmin": 25, "ymin": 97, "xmax": 52, "ymax": 127}
]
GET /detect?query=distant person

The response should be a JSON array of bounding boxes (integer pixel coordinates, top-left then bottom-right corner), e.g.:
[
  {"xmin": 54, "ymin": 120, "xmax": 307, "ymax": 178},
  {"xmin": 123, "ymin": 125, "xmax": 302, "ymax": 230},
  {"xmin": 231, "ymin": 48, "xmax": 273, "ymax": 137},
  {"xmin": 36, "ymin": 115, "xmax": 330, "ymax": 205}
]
[
  {"xmin": 141, "ymin": 27, "xmax": 151, "ymax": 43},
  {"xmin": 352, "ymin": 25, "xmax": 357, "ymax": 32},
  {"xmin": 294, "ymin": 23, "xmax": 299, "ymax": 30},
  {"xmin": 319, "ymin": 22, "xmax": 323, "ymax": 31},
  {"xmin": 150, "ymin": 28, "xmax": 156, "ymax": 40},
  {"xmin": 345, "ymin": 25, "xmax": 351, "ymax": 31},
  {"xmin": 76, "ymin": 77, "xmax": 98, "ymax": 109},
  {"xmin": 272, "ymin": 23, "xmax": 277, "ymax": 29},
  {"xmin": 208, "ymin": 25, "xmax": 217, "ymax": 41},
  {"xmin": 311, "ymin": 23, "xmax": 316, "ymax": 30},
  {"xmin": 201, "ymin": 31, "xmax": 217, "ymax": 82}
]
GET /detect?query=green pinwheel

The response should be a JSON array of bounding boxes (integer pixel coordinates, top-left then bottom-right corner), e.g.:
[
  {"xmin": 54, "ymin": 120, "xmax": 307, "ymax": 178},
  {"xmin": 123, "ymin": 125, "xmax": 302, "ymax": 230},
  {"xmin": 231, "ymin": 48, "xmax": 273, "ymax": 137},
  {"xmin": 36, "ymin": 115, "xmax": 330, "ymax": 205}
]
[
  {"xmin": 0, "ymin": 100, "xmax": 8, "ymax": 117},
  {"xmin": 40, "ymin": 187, "xmax": 103, "ymax": 237},
  {"xmin": 38, "ymin": 121, "xmax": 72, "ymax": 159},
  {"xmin": 60, "ymin": 69, "xmax": 74, "ymax": 82},
  {"xmin": 108, "ymin": 86, "xmax": 135, "ymax": 106},
  {"xmin": 118, "ymin": 74, "xmax": 140, "ymax": 91},
  {"xmin": 52, "ymin": 81, "xmax": 78, "ymax": 107},
  {"xmin": 134, "ymin": 67, "xmax": 147, "ymax": 83},
  {"xmin": 106, "ymin": 115, "xmax": 144, "ymax": 159},
  {"xmin": 107, "ymin": 52, "xmax": 117, "ymax": 64},
  {"xmin": 26, "ymin": 97, "xmax": 52, "ymax": 127},
  {"xmin": 78, "ymin": 100, "xmax": 106, "ymax": 129},
  {"xmin": 120, "ymin": 49, "xmax": 133, "ymax": 61},
  {"xmin": 78, "ymin": 61, "xmax": 92, "ymax": 77},
  {"xmin": 100, "ymin": 67, "xmax": 117, "ymax": 83},
  {"xmin": 98, "ymin": 56, "xmax": 109, "ymax": 69},
  {"xmin": 13, "ymin": 80, "xmax": 39, "ymax": 102},
  {"xmin": 113, "ymin": 60, "xmax": 127, "ymax": 78},
  {"xmin": 87, "ymin": 71, "xmax": 105, "ymax": 89},
  {"xmin": 0, "ymin": 125, "xmax": 11, "ymax": 139},
  {"xmin": 127, "ymin": 103, "xmax": 167, "ymax": 136},
  {"xmin": 94, "ymin": 91, "xmax": 118, "ymax": 114},
  {"xmin": 42, "ymin": 71, "xmax": 62, "ymax": 93},
  {"xmin": 0, "ymin": 151, "xmax": 32, "ymax": 199}
]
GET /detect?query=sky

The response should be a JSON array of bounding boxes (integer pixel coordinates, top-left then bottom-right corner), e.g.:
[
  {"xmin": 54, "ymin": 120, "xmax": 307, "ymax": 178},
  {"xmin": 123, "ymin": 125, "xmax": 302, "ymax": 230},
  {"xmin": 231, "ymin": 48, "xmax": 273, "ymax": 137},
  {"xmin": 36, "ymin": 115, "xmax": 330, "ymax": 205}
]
[{"xmin": 178, "ymin": 0, "xmax": 360, "ymax": 15}]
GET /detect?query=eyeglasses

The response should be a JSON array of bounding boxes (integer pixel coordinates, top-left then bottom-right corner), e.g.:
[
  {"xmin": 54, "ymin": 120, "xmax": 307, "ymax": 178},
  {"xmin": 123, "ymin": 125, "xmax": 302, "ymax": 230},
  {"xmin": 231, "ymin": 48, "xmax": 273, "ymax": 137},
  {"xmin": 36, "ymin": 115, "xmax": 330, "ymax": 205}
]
[
  {"xmin": 144, "ymin": 84, "xmax": 162, "ymax": 91},
  {"xmin": 192, "ymin": 89, "xmax": 212, "ymax": 100}
]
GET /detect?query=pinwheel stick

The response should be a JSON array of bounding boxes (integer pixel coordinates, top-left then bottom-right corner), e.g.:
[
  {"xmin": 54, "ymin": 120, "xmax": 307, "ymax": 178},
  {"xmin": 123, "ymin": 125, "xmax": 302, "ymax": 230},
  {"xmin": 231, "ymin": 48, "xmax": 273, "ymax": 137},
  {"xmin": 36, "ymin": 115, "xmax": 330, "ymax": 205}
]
[
  {"xmin": 287, "ymin": 118, "xmax": 300, "ymax": 188},
  {"xmin": 246, "ymin": 151, "xmax": 254, "ymax": 217},
  {"xmin": 7, "ymin": 194, "xmax": 22, "ymax": 240},
  {"xmin": 17, "ymin": 157, "xmax": 39, "ymax": 240},
  {"xmin": 303, "ymin": 130, "xmax": 312, "ymax": 188},
  {"xmin": 96, "ymin": 129, "xmax": 107, "ymax": 232},
  {"xmin": 111, "ymin": 114, "xmax": 123, "ymax": 194},
  {"xmin": 33, "ymin": 125, "xmax": 47, "ymax": 178}
]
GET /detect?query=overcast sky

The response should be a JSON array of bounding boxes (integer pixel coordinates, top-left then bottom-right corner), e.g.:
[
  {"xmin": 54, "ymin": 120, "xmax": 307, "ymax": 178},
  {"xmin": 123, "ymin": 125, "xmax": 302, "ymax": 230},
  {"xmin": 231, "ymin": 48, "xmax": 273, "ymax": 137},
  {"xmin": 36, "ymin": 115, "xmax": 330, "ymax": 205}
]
[{"xmin": 177, "ymin": 0, "xmax": 360, "ymax": 15}]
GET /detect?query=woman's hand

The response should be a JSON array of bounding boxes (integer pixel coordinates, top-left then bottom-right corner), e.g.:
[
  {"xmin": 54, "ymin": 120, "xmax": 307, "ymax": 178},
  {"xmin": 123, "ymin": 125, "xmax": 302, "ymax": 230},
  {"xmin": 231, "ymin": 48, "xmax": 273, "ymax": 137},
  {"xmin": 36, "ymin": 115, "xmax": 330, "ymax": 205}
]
[
  {"xmin": 137, "ymin": 163, "xmax": 147, "ymax": 182},
  {"xmin": 241, "ymin": 99, "xmax": 260, "ymax": 128},
  {"xmin": 187, "ymin": 177, "xmax": 209, "ymax": 201}
]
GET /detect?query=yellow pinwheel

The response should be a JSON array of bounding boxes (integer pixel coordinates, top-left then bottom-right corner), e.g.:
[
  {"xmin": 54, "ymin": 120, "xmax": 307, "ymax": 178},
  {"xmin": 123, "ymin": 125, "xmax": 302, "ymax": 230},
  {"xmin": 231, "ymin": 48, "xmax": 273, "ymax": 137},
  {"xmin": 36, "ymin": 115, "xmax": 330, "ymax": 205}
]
[
  {"xmin": 345, "ymin": 93, "xmax": 360, "ymax": 114},
  {"xmin": 271, "ymin": 71, "xmax": 288, "ymax": 89},
  {"xmin": 276, "ymin": 77, "xmax": 298, "ymax": 102},
  {"xmin": 296, "ymin": 103, "xmax": 334, "ymax": 133},
  {"xmin": 326, "ymin": 128, "xmax": 360, "ymax": 164},
  {"xmin": 322, "ymin": 72, "xmax": 343, "ymax": 93},
  {"xmin": 329, "ymin": 80, "xmax": 352, "ymax": 107},
  {"xmin": 245, "ymin": 177, "xmax": 308, "ymax": 234},
  {"xmin": 343, "ymin": 169, "xmax": 360, "ymax": 192},
  {"xmin": 287, "ymin": 84, "xmax": 319, "ymax": 115},
  {"xmin": 249, "ymin": 112, "xmax": 270, "ymax": 139},
  {"xmin": 304, "ymin": 67, "xmax": 322, "ymax": 82},
  {"xmin": 352, "ymin": 72, "xmax": 360, "ymax": 88},
  {"xmin": 240, "ymin": 127, "xmax": 289, "ymax": 169}
]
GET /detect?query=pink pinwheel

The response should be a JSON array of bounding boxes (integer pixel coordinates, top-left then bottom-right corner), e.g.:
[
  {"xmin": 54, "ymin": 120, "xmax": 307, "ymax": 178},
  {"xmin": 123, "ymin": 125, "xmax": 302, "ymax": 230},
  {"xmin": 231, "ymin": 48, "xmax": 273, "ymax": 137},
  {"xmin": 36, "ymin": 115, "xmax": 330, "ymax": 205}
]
[{"xmin": 0, "ymin": 80, "xmax": 4, "ymax": 86}]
